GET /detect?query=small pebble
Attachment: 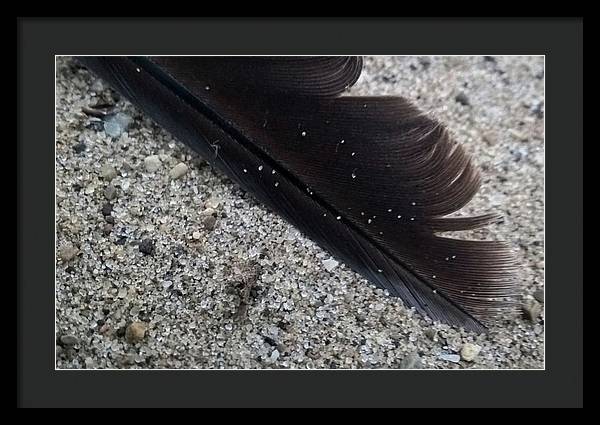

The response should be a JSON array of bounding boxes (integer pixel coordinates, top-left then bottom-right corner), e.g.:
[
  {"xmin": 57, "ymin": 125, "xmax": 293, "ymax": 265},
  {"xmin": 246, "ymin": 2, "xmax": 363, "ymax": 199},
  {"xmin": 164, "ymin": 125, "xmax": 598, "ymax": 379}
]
[
  {"xmin": 483, "ymin": 132, "xmax": 498, "ymax": 146},
  {"xmin": 169, "ymin": 162, "xmax": 188, "ymax": 179},
  {"xmin": 439, "ymin": 353, "xmax": 461, "ymax": 363},
  {"xmin": 60, "ymin": 335, "xmax": 79, "ymax": 346},
  {"xmin": 144, "ymin": 155, "xmax": 162, "ymax": 173},
  {"xmin": 455, "ymin": 92, "xmax": 470, "ymax": 106},
  {"xmin": 139, "ymin": 239, "xmax": 154, "ymax": 255},
  {"xmin": 103, "ymin": 185, "xmax": 117, "ymax": 200},
  {"xmin": 117, "ymin": 287, "xmax": 127, "ymax": 299},
  {"xmin": 509, "ymin": 128, "xmax": 528, "ymax": 141},
  {"xmin": 399, "ymin": 352, "xmax": 422, "ymax": 369},
  {"xmin": 192, "ymin": 231, "xmax": 201, "ymax": 240},
  {"xmin": 104, "ymin": 112, "xmax": 133, "ymax": 137},
  {"xmin": 101, "ymin": 203, "xmax": 113, "ymax": 216},
  {"xmin": 100, "ymin": 164, "xmax": 118, "ymax": 181},
  {"xmin": 424, "ymin": 329, "xmax": 437, "ymax": 340},
  {"xmin": 418, "ymin": 57, "xmax": 431, "ymax": 69},
  {"xmin": 102, "ymin": 223, "xmax": 113, "ymax": 235},
  {"xmin": 72, "ymin": 142, "xmax": 86, "ymax": 154},
  {"xmin": 533, "ymin": 288, "xmax": 544, "ymax": 303},
  {"xmin": 205, "ymin": 198, "xmax": 221, "ymax": 210},
  {"xmin": 460, "ymin": 343, "xmax": 481, "ymax": 362},
  {"xmin": 522, "ymin": 299, "xmax": 542, "ymax": 321},
  {"xmin": 58, "ymin": 244, "xmax": 79, "ymax": 262},
  {"xmin": 531, "ymin": 101, "xmax": 544, "ymax": 119},
  {"xmin": 200, "ymin": 208, "xmax": 216, "ymax": 217},
  {"xmin": 125, "ymin": 321, "xmax": 147, "ymax": 344},
  {"xmin": 201, "ymin": 214, "xmax": 217, "ymax": 231},
  {"xmin": 322, "ymin": 258, "xmax": 339, "ymax": 273}
]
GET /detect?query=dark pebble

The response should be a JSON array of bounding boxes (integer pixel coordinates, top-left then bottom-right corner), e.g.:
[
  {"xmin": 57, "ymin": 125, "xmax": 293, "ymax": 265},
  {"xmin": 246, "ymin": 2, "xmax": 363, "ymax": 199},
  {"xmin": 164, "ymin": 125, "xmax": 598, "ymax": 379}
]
[
  {"xmin": 263, "ymin": 336, "xmax": 277, "ymax": 347},
  {"xmin": 418, "ymin": 57, "xmax": 431, "ymax": 69},
  {"xmin": 101, "ymin": 203, "xmax": 113, "ymax": 216},
  {"xmin": 65, "ymin": 266, "xmax": 76, "ymax": 274},
  {"xmin": 59, "ymin": 335, "xmax": 79, "ymax": 346},
  {"xmin": 104, "ymin": 215, "xmax": 115, "ymax": 224},
  {"xmin": 483, "ymin": 56, "xmax": 496, "ymax": 63},
  {"xmin": 355, "ymin": 313, "xmax": 367, "ymax": 322},
  {"xmin": 116, "ymin": 327, "xmax": 127, "ymax": 338},
  {"xmin": 455, "ymin": 92, "xmax": 470, "ymax": 106},
  {"xmin": 531, "ymin": 101, "xmax": 544, "ymax": 119},
  {"xmin": 103, "ymin": 223, "xmax": 113, "ymax": 235},
  {"xmin": 533, "ymin": 288, "xmax": 544, "ymax": 303},
  {"xmin": 512, "ymin": 151, "xmax": 523, "ymax": 162},
  {"xmin": 409, "ymin": 64, "xmax": 417, "ymax": 71},
  {"xmin": 139, "ymin": 239, "xmax": 155, "ymax": 255},
  {"xmin": 201, "ymin": 215, "xmax": 217, "ymax": 231},
  {"xmin": 73, "ymin": 142, "xmax": 86, "ymax": 154},
  {"xmin": 72, "ymin": 183, "xmax": 83, "ymax": 192},
  {"xmin": 381, "ymin": 74, "xmax": 397, "ymax": 83},
  {"xmin": 424, "ymin": 329, "xmax": 437, "ymax": 340},
  {"xmin": 115, "ymin": 235, "xmax": 127, "ymax": 245},
  {"xmin": 85, "ymin": 120, "xmax": 105, "ymax": 132}
]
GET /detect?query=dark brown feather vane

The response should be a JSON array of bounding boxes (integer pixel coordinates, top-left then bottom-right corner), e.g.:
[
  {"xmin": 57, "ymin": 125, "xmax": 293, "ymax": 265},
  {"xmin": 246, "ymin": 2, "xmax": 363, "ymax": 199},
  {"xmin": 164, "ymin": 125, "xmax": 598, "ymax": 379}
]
[{"xmin": 77, "ymin": 56, "xmax": 520, "ymax": 332}]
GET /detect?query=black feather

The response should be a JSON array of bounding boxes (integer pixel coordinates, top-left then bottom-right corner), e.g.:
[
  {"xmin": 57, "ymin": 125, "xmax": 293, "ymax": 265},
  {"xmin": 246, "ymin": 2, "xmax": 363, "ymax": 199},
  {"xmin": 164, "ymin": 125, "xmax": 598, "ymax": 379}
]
[{"xmin": 76, "ymin": 56, "xmax": 520, "ymax": 332}]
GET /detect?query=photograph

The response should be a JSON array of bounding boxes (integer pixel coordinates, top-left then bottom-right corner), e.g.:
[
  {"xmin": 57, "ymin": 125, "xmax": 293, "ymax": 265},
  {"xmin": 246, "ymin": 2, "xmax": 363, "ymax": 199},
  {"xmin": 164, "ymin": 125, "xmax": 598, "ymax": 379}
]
[{"xmin": 54, "ymin": 55, "xmax": 545, "ymax": 370}]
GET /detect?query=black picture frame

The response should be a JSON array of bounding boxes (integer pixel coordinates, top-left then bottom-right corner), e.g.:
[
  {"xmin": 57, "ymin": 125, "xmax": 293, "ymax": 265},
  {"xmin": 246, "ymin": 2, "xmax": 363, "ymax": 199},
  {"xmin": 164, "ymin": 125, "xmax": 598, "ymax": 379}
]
[{"xmin": 18, "ymin": 17, "xmax": 582, "ymax": 408}]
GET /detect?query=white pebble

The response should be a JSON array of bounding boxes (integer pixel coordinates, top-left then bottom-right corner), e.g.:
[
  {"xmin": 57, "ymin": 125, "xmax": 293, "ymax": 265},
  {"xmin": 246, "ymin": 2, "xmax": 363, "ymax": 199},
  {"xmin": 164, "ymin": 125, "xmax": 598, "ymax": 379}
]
[
  {"xmin": 460, "ymin": 343, "xmax": 482, "ymax": 362},
  {"xmin": 169, "ymin": 162, "xmax": 188, "ymax": 179},
  {"xmin": 144, "ymin": 155, "xmax": 161, "ymax": 173},
  {"xmin": 322, "ymin": 258, "xmax": 339, "ymax": 272}
]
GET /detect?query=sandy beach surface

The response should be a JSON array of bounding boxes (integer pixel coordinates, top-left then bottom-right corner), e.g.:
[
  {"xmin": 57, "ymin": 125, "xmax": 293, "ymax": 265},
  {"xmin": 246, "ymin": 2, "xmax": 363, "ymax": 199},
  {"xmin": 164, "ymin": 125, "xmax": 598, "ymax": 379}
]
[{"xmin": 55, "ymin": 56, "xmax": 544, "ymax": 369}]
